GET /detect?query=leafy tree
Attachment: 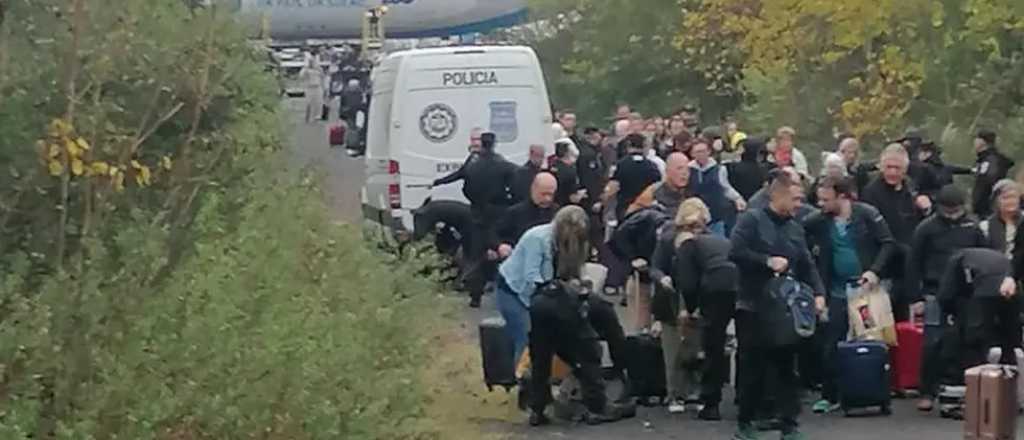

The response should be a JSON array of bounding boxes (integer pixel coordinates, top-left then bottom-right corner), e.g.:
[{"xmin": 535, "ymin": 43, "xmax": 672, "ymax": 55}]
[
  {"xmin": 520, "ymin": 0, "xmax": 739, "ymax": 125},
  {"xmin": 530, "ymin": 0, "xmax": 1024, "ymax": 160},
  {"xmin": 0, "ymin": 1, "xmax": 465, "ymax": 438}
]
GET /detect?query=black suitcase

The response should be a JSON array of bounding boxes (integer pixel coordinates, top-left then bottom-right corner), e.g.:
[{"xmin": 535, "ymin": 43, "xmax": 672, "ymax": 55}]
[
  {"xmin": 624, "ymin": 334, "xmax": 667, "ymax": 404},
  {"xmin": 479, "ymin": 317, "xmax": 516, "ymax": 392},
  {"xmin": 836, "ymin": 341, "xmax": 892, "ymax": 416}
]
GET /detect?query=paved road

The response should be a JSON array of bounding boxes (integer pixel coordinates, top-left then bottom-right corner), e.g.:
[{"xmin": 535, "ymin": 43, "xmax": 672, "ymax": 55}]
[
  {"xmin": 284, "ymin": 98, "xmax": 978, "ymax": 440},
  {"xmin": 283, "ymin": 98, "xmax": 365, "ymax": 222}
]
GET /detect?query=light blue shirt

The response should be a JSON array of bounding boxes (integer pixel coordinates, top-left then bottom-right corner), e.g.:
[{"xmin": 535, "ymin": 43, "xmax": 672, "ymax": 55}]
[{"xmin": 498, "ymin": 224, "xmax": 554, "ymax": 307}]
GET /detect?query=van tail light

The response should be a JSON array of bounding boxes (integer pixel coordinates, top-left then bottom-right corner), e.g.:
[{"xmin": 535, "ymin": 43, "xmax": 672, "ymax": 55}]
[{"xmin": 387, "ymin": 160, "xmax": 401, "ymax": 209}]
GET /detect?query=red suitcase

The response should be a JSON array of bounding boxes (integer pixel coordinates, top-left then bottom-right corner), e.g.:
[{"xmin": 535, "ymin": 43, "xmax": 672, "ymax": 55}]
[
  {"xmin": 890, "ymin": 321, "xmax": 924, "ymax": 392},
  {"xmin": 328, "ymin": 122, "xmax": 346, "ymax": 147}
]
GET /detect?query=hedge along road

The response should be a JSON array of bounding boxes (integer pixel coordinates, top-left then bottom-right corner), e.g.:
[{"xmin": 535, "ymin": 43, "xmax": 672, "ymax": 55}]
[{"xmin": 282, "ymin": 97, "xmax": 968, "ymax": 440}]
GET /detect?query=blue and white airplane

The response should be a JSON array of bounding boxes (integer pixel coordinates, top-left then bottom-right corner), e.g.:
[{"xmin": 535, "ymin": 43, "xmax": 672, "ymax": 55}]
[{"xmin": 235, "ymin": 0, "xmax": 528, "ymax": 40}]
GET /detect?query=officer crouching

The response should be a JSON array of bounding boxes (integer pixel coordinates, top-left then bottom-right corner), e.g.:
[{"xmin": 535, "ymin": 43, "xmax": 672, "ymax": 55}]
[{"xmin": 526, "ymin": 206, "xmax": 636, "ymax": 426}]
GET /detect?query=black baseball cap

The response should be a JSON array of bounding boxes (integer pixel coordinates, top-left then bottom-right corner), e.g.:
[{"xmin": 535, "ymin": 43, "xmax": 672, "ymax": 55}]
[
  {"xmin": 935, "ymin": 185, "xmax": 967, "ymax": 208},
  {"xmin": 480, "ymin": 132, "xmax": 496, "ymax": 145},
  {"xmin": 977, "ymin": 129, "xmax": 997, "ymax": 145}
]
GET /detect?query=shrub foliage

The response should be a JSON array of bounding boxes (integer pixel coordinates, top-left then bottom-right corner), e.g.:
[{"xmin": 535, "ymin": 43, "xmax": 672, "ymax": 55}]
[{"xmin": 0, "ymin": 1, "xmax": 448, "ymax": 438}]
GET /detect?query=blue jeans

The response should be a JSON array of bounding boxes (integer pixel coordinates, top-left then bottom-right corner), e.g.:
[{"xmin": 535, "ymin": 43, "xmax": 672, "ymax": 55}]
[{"xmin": 496, "ymin": 276, "xmax": 530, "ymax": 364}]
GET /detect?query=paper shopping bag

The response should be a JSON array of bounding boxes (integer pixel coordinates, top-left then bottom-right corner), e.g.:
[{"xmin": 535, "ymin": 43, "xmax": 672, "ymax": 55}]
[{"xmin": 847, "ymin": 284, "xmax": 898, "ymax": 346}]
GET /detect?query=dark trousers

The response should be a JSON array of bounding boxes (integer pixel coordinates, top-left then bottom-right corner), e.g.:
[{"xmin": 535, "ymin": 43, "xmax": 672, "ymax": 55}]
[
  {"xmin": 821, "ymin": 297, "xmax": 850, "ymax": 403},
  {"xmin": 736, "ymin": 310, "xmax": 801, "ymax": 431},
  {"xmin": 921, "ymin": 294, "xmax": 962, "ymax": 396},
  {"xmin": 602, "ymin": 250, "xmax": 629, "ymax": 290},
  {"xmin": 960, "ymin": 295, "xmax": 1023, "ymax": 368},
  {"xmin": 466, "ymin": 213, "xmax": 499, "ymax": 300},
  {"xmin": 700, "ymin": 291, "xmax": 736, "ymax": 406},
  {"xmin": 529, "ymin": 297, "xmax": 607, "ymax": 414},
  {"xmin": 921, "ymin": 322, "xmax": 951, "ymax": 396},
  {"xmin": 797, "ymin": 331, "xmax": 824, "ymax": 391},
  {"xmin": 587, "ymin": 297, "xmax": 629, "ymax": 378}
]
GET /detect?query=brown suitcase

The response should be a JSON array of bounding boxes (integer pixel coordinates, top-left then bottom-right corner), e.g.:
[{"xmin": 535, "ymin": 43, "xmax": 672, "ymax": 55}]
[{"xmin": 964, "ymin": 364, "xmax": 1018, "ymax": 440}]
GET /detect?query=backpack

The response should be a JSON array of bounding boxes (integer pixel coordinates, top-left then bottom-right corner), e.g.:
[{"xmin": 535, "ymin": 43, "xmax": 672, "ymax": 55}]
[
  {"xmin": 609, "ymin": 207, "xmax": 670, "ymax": 262},
  {"xmin": 759, "ymin": 274, "xmax": 817, "ymax": 348},
  {"xmin": 532, "ymin": 278, "xmax": 598, "ymax": 340}
]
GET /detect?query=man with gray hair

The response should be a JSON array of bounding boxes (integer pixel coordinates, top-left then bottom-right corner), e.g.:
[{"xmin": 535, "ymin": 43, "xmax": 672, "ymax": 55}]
[{"xmin": 860, "ymin": 144, "xmax": 933, "ymax": 322}]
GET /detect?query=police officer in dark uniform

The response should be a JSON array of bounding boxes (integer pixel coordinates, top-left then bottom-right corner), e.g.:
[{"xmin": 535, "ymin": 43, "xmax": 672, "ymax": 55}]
[
  {"xmin": 462, "ymin": 132, "xmax": 518, "ymax": 307},
  {"xmin": 608, "ymin": 134, "xmax": 662, "ymax": 222},
  {"xmin": 578, "ymin": 127, "xmax": 607, "ymax": 252},
  {"xmin": 896, "ymin": 129, "xmax": 942, "ymax": 198},
  {"xmin": 551, "ymin": 141, "xmax": 584, "ymax": 207},
  {"xmin": 972, "ymin": 129, "xmax": 1014, "ymax": 219}
]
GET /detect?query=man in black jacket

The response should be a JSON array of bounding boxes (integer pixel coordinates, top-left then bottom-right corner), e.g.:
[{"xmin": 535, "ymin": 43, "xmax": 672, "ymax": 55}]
[
  {"xmin": 432, "ymin": 128, "xmax": 484, "ymax": 191},
  {"xmin": 907, "ymin": 185, "xmax": 987, "ymax": 410},
  {"xmin": 579, "ymin": 127, "xmax": 608, "ymax": 250},
  {"xmin": 511, "ymin": 145, "xmax": 547, "ymax": 204},
  {"xmin": 552, "ymin": 141, "xmax": 585, "ymax": 207},
  {"xmin": 897, "ymin": 130, "xmax": 942, "ymax": 197},
  {"xmin": 727, "ymin": 138, "xmax": 770, "ymax": 201},
  {"xmin": 972, "ymin": 129, "xmax": 1015, "ymax": 218},
  {"xmin": 803, "ymin": 176, "xmax": 897, "ymax": 413},
  {"xmin": 938, "ymin": 247, "xmax": 1019, "ymax": 369},
  {"xmin": 730, "ymin": 175, "xmax": 826, "ymax": 440},
  {"xmin": 496, "ymin": 172, "xmax": 558, "ymax": 257},
  {"xmin": 462, "ymin": 132, "xmax": 518, "ymax": 307},
  {"xmin": 578, "ymin": 127, "xmax": 606, "ymax": 203},
  {"xmin": 860, "ymin": 144, "xmax": 932, "ymax": 320}
]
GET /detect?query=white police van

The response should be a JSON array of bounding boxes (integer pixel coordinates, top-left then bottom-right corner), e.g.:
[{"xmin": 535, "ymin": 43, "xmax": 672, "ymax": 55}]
[{"xmin": 361, "ymin": 46, "xmax": 553, "ymax": 239}]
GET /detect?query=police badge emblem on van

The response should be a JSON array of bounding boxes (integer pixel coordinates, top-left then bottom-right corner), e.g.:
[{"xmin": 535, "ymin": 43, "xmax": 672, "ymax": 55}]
[
  {"xmin": 419, "ymin": 103, "xmax": 458, "ymax": 143},
  {"xmin": 489, "ymin": 101, "xmax": 518, "ymax": 143}
]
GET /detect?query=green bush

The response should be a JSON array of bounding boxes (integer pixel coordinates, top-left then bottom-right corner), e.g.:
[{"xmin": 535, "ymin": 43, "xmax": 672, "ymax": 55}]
[
  {"xmin": 0, "ymin": 1, "xmax": 458, "ymax": 439},
  {"xmin": 0, "ymin": 170, "xmax": 450, "ymax": 439}
]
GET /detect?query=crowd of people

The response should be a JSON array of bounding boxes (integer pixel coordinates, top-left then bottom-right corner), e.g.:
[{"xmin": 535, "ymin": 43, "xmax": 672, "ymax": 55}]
[
  {"xmin": 427, "ymin": 103, "xmax": 1023, "ymax": 440},
  {"xmin": 293, "ymin": 46, "xmax": 370, "ymax": 151}
]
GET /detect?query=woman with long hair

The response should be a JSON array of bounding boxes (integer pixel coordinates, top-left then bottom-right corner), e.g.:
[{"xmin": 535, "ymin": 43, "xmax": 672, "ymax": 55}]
[
  {"xmin": 496, "ymin": 205, "xmax": 593, "ymax": 363},
  {"xmin": 502, "ymin": 206, "xmax": 633, "ymax": 426}
]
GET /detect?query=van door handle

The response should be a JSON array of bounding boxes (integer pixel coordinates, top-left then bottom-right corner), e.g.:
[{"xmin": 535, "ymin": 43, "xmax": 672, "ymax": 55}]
[{"xmin": 406, "ymin": 184, "xmax": 431, "ymax": 189}]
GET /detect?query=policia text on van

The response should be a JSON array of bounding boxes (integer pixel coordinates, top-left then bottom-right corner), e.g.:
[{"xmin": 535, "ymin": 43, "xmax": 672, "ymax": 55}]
[{"xmin": 442, "ymin": 71, "xmax": 499, "ymax": 87}]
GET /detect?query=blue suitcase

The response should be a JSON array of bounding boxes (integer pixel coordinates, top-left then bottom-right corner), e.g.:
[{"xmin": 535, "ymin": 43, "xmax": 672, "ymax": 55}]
[{"xmin": 837, "ymin": 341, "xmax": 892, "ymax": 416}]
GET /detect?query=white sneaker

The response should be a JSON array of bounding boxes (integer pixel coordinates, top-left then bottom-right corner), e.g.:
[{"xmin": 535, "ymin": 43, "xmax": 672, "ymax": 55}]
[{"xmin": 668, "ymin": 399, "xmax": 687, "ymax": 414}]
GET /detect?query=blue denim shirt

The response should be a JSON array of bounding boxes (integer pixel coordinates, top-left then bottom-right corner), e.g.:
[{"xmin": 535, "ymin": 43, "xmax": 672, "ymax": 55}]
[{"xmin": 498, "ymin": 224, "xmax": 554, "ymax": 307}]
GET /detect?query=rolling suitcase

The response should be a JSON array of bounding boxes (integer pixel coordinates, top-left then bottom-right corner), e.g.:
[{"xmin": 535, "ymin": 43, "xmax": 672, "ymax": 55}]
[
  {"xmin": 986, "ymin": 347, "xmax": 1024, "ymax": 412},
  {"xmin": 623, "ymin": 334, "xmax": 667, "ymax": 405},
  {"xmin": 836, "ymin": 340, "xmax": 892, "ymax": 416},
  {"xmin": 890, "ymin": 320, "xmax": 924, "ymax": 392},
  {"xmin": 479, "ymin": 317, "xmax": 517, "ymax": 392},
  {"xmin": 328, "ymin": 123, "xmax": 346, "ymax": 147},
  {"xmin": 964, "ymin": 365, "xmax": 1018, "ymax": 440}
]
